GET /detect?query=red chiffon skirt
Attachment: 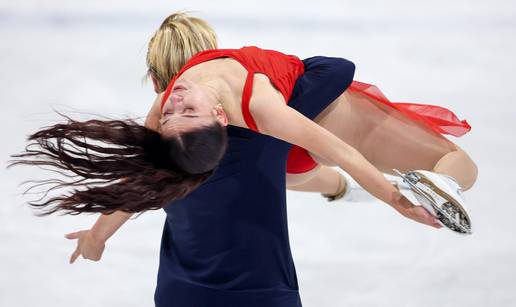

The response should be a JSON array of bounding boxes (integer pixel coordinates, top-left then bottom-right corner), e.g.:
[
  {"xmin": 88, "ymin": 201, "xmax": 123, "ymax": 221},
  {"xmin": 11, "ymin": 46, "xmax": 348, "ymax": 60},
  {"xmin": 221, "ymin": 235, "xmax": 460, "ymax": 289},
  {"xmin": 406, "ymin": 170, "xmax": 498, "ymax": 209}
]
[
  {"xmin": 348, "ymin": 81, "xmax": 471, "ymax": 137},
  {"xmin": 285, "ymin": 80, "xmax": 471, "ymax": 174}
]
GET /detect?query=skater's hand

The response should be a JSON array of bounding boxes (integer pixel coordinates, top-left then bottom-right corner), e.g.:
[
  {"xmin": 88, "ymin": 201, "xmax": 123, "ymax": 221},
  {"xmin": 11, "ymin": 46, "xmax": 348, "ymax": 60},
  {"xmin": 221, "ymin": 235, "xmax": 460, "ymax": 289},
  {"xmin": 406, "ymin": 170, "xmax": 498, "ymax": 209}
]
[
  {"xmin": 65, "ymin": 230, "xmax": 106, "ymax": 264},
  {"xmin": 396, "ymin": 196, "xmax": 443, "ymax": 229}
]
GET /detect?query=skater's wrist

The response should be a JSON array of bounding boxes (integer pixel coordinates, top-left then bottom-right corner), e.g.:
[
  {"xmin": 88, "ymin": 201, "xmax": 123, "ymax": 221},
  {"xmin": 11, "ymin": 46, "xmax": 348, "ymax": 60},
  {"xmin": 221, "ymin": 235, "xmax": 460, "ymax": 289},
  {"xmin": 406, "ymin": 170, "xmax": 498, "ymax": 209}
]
[{"xmin": 90, "ymin": 210, "xmax": 133, "ymax": 243}]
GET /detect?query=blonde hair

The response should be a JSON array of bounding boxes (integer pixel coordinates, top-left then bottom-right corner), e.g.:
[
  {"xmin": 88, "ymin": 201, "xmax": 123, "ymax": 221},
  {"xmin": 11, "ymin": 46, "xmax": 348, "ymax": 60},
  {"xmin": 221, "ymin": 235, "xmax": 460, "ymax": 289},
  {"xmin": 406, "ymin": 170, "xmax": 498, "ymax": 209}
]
[{"xmin": 146, "ymin": 12, "xmax": 218, "ymax": 92}]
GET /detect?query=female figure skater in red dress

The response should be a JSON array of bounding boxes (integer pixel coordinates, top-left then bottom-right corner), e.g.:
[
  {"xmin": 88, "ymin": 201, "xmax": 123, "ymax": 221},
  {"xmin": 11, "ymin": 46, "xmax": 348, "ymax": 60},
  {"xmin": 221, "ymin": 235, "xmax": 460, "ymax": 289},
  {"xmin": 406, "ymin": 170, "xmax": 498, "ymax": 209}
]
[{"xmin": 11, "ymin": 12, "xmax": 477, "ymax": 307}]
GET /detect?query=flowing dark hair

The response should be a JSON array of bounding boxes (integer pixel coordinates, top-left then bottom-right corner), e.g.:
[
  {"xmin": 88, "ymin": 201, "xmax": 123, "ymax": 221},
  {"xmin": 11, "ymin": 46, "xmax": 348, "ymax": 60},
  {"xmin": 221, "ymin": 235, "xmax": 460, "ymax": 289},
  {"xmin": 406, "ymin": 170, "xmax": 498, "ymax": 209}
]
[{"xmin": 8, "ymin": 115, "xmax": 227, "ymax": 217}]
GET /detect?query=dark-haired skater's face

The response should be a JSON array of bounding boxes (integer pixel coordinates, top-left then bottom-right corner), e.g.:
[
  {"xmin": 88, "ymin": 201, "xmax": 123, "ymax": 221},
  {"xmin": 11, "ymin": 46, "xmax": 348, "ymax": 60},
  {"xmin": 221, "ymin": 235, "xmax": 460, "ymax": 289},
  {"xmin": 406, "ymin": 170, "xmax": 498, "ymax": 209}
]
[{"xmin": 160, "ymin": 79, "xmax": 228, "ymax": 137}]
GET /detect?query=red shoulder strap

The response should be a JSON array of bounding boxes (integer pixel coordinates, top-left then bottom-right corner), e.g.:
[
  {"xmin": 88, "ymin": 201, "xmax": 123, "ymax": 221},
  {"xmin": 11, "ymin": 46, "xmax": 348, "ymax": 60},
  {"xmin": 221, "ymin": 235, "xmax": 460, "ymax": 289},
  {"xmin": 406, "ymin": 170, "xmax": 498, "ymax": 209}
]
[{"xmin": 241, "ymin": 71, "xmax": 259, "ymax": 132}]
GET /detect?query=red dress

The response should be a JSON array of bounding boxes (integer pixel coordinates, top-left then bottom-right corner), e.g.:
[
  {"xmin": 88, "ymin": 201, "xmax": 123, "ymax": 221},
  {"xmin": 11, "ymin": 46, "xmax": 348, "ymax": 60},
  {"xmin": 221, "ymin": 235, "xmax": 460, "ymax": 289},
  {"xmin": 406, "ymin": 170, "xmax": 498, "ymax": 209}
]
[{"xmin": 162, "ymin": 46, "xmax": 471, "ymax": 174}]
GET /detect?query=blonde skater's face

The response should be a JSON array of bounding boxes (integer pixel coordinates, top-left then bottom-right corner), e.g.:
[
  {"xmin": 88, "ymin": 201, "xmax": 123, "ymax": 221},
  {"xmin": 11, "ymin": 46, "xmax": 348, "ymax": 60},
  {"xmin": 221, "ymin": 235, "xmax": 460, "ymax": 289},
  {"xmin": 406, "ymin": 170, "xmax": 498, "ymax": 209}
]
[{"xmin": 159, "ymin": 79, "xmax": 228, "ymax": 137}]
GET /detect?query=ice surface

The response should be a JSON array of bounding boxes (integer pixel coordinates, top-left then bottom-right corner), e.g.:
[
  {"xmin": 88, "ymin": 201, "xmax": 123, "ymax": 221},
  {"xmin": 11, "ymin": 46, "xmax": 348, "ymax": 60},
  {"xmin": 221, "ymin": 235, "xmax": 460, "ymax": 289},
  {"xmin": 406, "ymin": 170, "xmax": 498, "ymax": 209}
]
[{"xmin": 1, "ymin": 1, "xmax": 515, "ymax": 306}]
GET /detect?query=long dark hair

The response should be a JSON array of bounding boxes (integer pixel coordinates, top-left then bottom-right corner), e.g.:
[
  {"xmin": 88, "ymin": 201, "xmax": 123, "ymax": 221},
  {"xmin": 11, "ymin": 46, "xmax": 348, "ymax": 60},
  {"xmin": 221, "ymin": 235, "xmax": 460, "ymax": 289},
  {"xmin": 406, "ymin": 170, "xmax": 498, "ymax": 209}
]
[{"xmin": 8, "ymin": 115, "xmax": 227, "ymax": 217}]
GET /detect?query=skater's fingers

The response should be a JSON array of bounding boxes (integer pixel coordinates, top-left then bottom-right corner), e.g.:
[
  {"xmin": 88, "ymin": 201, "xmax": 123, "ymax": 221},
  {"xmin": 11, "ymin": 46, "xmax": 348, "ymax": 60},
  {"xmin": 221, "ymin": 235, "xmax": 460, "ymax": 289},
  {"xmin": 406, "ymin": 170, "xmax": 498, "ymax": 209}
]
[
  {"xmin": 413, "ymin": 208, "xmax": 440, "ymax": 228},
  {"xmin": 426, "ymin": 216, "xmax": 442, "ymax": 228},
  {"xmin": 418, "ymin": 206, "xmax": 435, "ymax": 217},
  {"xmin": 65, "ymin": 231, "xmax": 81, "ymax": 240},
  {"xmin": 65, "ymin": 230, "xmax": 84, "ymax": 240},
  {"xmin": 70, "ymin": 248, "xmax": 81, "ymax": 264},
  {"xmin": 427, "ymin": 222, "xmax": 441, "ymax": 229},
  {"xmin": 433, "ymin": 221, "xmax": 443, "ymax": 229},
  {"xmin": 424, "ymin": 219, "xmax": 438, "ymax": 228}
]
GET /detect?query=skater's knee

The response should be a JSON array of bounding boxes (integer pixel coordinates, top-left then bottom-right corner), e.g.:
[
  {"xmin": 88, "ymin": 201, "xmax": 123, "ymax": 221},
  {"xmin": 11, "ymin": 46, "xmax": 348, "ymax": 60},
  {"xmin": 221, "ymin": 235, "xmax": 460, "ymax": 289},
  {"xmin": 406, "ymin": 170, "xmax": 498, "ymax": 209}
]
[
  {"xmin": 453, "ymin": 146, "xmax": 479, "ymax": 191},
  {"xmin": 461, "ymin": 155, "xmax": 478, "ymax": 191},
  {"xmin": 434, "ymin": 144, "xmax": 478, "ymax": 191}
]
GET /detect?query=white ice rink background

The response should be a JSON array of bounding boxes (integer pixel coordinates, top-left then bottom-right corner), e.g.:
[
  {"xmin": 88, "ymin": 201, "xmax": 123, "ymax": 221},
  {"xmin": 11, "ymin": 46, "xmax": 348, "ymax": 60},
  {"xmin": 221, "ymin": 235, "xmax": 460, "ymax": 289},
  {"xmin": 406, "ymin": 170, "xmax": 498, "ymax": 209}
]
[{"xmin": 1, "ymin": 0, "xmax": 515, "ymax": 306}]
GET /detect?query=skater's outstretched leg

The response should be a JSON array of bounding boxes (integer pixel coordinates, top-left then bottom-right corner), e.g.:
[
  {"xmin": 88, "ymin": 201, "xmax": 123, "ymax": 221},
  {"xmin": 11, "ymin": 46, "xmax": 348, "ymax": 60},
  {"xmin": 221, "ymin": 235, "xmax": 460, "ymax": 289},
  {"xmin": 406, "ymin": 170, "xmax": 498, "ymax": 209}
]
[
  {"xmin": 286, "ymin": 165, "xmax": 342, "ymax": 195},
  {"xmin": 286, "ymin": 165, "xmax": 403, "ymax": 202},
  {"xmin": 309, "ymin": 90, "xmax": 478, "ymax": 191}
]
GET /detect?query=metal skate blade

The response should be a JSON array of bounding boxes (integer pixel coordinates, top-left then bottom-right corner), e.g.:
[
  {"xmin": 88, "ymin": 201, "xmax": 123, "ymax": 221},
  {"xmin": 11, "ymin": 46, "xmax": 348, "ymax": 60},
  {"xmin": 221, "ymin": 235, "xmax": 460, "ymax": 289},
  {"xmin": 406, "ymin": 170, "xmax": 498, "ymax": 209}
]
[{"xmin": 392, "ymin": 169, "xmax": 472, "ymax": 235}]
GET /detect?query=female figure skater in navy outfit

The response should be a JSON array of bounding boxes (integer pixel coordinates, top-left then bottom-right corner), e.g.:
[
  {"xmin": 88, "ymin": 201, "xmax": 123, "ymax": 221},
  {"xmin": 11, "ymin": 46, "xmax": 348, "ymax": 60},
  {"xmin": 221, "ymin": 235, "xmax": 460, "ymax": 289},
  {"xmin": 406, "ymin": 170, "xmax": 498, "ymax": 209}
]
[{"xmin": 11, "ymin": 12, "xmax": 477, "ymax": 307}]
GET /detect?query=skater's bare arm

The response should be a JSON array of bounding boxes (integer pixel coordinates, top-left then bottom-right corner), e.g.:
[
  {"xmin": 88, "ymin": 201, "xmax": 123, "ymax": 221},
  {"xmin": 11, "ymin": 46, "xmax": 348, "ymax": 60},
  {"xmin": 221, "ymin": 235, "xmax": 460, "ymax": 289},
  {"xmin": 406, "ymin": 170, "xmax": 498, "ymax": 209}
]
[
  {"xmin": 255, "ymin": 102, "xmax": 441, "ymax": 228},
  {"xmin": 84, "ymin": 93, "xmax": 159, "ymax": 244},
  {"xmin": 257, "ymin": 105, "xmax": 399, "ymax": 204},
  {"xmin": 65, "ymin": 211, "xmax": 133, "ymax": 264},
  {"xmin": 65, "ymin": 97, "xmax": 162, "ymax": 264},
  {"xmin": 86, "ymin": 93, "xmax": 161, "ymax": 243},
  {"xmin": 91, "ymin": 210, "xmax": 134, "ymax": 241},
  {"xmin": 76, "ymin": 93, "xmax": 160, "ymax": 245}
]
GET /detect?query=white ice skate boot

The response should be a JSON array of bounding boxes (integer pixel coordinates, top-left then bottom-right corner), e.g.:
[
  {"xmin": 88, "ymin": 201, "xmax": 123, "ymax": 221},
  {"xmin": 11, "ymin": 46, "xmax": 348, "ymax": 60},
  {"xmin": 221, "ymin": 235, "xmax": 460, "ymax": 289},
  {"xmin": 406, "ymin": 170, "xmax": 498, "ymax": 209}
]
[
  {"xmin": 322, "ymin": 171, "xmax": 408, "ymax": 203},
  {"xmin": 393, "ymin": 169, "xmax": 472, "ymax": 235}
]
